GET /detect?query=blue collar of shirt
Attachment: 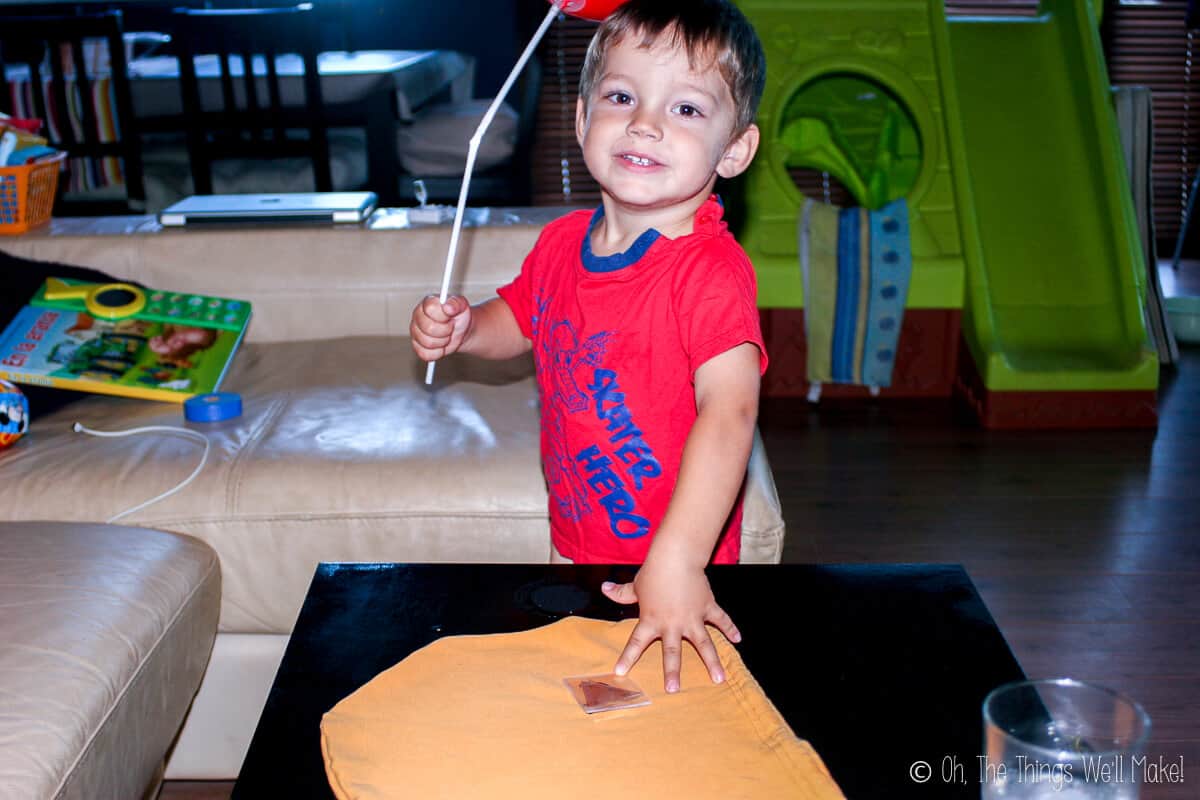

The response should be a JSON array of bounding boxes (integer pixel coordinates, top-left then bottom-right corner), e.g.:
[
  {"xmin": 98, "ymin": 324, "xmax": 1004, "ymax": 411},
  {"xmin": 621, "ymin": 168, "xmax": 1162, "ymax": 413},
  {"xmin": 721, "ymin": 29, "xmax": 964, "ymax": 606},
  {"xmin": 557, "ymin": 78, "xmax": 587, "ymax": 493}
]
[
  {"xmin": 579, "ymin": 206, "xmax": 661, "ymax": 273},
  {"xmin": 578, "ymin": 196, "xmax": 724, "ymax": 273}
]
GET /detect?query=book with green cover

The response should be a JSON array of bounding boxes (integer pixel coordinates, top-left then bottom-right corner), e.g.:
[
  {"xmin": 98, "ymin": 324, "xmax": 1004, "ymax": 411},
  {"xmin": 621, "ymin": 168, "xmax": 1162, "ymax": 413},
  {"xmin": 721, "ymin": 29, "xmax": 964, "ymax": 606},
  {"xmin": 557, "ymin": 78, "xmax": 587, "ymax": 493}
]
[{"xmin": 0, "ymin": 277, "xmax": 251, "ymax": 402}]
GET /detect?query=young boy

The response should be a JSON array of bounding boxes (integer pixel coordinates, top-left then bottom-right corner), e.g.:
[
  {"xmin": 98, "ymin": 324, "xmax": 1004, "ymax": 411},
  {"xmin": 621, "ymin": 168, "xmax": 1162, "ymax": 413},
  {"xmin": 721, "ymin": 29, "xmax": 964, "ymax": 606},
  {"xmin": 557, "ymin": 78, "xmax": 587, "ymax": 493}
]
[{"xmin": 410, "ymin": 0, "xmax": 766, "ymax": 694}]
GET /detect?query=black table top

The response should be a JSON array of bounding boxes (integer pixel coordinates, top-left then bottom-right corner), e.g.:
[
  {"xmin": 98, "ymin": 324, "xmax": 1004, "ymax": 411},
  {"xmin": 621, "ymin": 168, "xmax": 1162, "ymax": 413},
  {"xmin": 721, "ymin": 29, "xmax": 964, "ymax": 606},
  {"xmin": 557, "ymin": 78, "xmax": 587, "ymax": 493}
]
[{"xmin": 232, "ymin": 563, "xmax": 1025, "ymax": 799}]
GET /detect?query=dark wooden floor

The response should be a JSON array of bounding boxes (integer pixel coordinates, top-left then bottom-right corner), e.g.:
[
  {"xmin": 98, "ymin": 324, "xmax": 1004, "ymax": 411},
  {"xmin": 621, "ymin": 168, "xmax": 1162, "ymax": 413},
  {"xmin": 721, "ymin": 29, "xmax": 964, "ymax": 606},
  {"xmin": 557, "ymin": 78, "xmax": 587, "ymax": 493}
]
[
  {"xmin": 755, "ymin": 263, "xmax": 1200, "ymax": 799},
  {"xmin": 163, "ymin": 268, "xmax": 1200, "ymax": 800},
  {"xmin": 761, "ymin": 355, "xmax": 1199, "ymax": 799}
]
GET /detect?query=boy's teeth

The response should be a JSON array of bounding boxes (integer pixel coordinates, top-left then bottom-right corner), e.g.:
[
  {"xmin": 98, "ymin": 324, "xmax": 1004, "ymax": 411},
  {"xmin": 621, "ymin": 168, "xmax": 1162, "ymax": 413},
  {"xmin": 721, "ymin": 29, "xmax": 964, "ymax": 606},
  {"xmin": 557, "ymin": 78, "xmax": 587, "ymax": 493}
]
[{"xmin": 625, "ymin": 155, "xmax": 651, "ymax": 166}]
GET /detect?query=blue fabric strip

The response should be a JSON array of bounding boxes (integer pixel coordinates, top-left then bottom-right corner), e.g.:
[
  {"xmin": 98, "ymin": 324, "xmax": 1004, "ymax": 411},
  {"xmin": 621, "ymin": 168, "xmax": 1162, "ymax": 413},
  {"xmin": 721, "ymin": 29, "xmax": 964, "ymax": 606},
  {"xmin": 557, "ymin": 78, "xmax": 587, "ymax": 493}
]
[
  {"xmin": 831, "ymin": 207, "xmax": 860, "ymax": 383},
  {"xmin": 799, "ymin": 198, "xmax": 814, "ymax": 343},
  {"xmin": 862, "ymin": 199, "xmax": 912, "ymax": 388},
  {"xmin": 852, "ymin": 207, "xmax": 871, "ymax": 384}
]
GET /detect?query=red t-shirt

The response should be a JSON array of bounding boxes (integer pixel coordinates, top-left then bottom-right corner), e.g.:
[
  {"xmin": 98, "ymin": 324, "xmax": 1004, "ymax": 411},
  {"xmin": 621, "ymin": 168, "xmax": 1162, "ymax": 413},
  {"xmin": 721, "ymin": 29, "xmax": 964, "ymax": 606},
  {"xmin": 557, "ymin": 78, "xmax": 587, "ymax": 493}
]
[{"xmin": 497, "ymin": 196, "xmax": 767, "ymax": 564}]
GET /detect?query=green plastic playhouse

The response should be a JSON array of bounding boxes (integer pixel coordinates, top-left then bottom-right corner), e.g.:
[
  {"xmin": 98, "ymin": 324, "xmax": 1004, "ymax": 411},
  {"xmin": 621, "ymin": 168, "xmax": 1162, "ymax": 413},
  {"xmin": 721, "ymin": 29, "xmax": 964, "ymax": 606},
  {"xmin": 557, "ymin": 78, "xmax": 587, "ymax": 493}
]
[{"xmin": 733, "ymin": 0, "xmax": 1158, "ymax": 420}]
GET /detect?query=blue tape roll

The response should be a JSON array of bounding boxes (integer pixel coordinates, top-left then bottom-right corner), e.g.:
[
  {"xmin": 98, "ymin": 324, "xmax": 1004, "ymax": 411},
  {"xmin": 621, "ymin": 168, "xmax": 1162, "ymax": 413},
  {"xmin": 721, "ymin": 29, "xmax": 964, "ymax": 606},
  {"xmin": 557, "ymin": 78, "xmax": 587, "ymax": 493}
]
[{"xmin": 185, "ymin": 392, "xmax": 242, "ymax": 423}]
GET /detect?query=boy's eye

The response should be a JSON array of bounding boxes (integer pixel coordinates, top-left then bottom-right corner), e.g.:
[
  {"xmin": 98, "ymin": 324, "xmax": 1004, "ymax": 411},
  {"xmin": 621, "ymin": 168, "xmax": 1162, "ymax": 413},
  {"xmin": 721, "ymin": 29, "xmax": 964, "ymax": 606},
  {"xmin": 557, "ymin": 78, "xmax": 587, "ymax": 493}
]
[
  {"xmin": 674, "ymin": 103, "xmax": 703, "ymax": 118},
  {"xmin": 605, "ymin": 91, "xmax": 633, "ymax": 105}
]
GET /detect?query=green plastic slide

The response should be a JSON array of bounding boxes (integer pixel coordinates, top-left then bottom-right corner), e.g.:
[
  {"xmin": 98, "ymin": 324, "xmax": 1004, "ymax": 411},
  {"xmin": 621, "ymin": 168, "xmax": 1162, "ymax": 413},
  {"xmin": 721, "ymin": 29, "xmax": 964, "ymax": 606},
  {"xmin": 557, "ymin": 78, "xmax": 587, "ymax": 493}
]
[{"xmin": 947, "ymin": 0, "xmax": 1157, "ymax": 391}]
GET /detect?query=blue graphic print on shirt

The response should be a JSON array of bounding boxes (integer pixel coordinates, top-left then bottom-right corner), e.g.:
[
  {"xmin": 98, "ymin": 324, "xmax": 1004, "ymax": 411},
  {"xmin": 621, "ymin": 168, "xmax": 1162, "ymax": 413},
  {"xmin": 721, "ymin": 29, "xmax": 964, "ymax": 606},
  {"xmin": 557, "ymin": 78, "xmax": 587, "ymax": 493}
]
[
  {"xmin": 585, "ymin": 368, "xmax": 662, "ymax": 491},
  {"xmin": 533, "ymin": 295, "xmax": 610, "ymax": 523},
  {"xmin": 574, "ymin": 369, "xmax": 663, "ymax": 539},
  {"xmin": 531, "ymin": 293, "xmax": 663, "ymax": 542}
]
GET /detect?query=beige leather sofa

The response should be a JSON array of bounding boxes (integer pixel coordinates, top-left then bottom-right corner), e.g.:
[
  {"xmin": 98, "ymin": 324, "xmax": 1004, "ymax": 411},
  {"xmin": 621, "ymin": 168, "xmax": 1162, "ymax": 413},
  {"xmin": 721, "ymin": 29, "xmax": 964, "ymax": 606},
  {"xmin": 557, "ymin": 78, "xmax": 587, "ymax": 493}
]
[{"xmin": 0, "ymin": 209, "xmax": 786, "ymax": 779}]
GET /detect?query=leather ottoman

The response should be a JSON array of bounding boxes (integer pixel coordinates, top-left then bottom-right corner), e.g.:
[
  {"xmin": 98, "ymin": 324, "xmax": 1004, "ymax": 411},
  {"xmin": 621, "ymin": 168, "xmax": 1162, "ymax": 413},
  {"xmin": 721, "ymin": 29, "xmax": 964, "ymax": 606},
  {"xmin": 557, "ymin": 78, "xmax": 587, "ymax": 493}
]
[{"xmin": 0, "ymin": 522, "xmax": 220, "ymax": 800}]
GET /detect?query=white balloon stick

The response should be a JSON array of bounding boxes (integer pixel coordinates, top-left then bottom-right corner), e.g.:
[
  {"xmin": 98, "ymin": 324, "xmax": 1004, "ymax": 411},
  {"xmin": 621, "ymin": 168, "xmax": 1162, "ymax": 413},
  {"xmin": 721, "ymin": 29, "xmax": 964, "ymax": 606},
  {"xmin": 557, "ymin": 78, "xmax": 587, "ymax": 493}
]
[{"xmin": 425, "ymin": 1, "xmax": 564, "ymax": 385}]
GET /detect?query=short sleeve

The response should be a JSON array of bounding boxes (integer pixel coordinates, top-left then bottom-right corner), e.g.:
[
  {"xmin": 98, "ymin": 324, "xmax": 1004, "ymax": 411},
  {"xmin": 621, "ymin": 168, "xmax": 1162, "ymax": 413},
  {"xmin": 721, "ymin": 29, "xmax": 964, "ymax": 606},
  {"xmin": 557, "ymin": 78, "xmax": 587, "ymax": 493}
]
[
  {"xmin": 496, "ymin": 259, "xmax": 533, "ymax": 341},
  {"xmin": 674, "ymin": 245, "xmax": 768, "ymax": 378},
  {"xmin": 496, "ymin": 225, "xmax": 556, "ymax": 341},
  {"xmin": 497, "ymin": 213, "xmax": 586, "ymax": 341}
]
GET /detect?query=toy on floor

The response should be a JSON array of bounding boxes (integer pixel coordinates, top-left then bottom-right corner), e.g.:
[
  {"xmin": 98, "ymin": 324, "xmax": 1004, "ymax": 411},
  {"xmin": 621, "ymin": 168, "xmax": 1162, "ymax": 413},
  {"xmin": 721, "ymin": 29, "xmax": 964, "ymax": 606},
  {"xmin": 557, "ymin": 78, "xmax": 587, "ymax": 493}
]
[
  {"xmin": 0, "ymin": 380, "xmax": 28, "ymax": 448},
  {"xmin": 735, "ymin": 0, "xmax": 1156, "ymax": 427},
  {"xmin": 424, "ymin": 0, "xmax": 628, "ymax": 384}
]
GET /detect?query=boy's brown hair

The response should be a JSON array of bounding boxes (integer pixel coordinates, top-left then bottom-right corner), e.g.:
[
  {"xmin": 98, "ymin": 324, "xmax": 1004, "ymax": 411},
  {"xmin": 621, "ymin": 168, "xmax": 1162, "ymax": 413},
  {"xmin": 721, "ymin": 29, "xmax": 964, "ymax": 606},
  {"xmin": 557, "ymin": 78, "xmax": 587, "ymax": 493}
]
[{"xmin": 577, "ymin": 0, "xmax": 766, "ymax": 135}]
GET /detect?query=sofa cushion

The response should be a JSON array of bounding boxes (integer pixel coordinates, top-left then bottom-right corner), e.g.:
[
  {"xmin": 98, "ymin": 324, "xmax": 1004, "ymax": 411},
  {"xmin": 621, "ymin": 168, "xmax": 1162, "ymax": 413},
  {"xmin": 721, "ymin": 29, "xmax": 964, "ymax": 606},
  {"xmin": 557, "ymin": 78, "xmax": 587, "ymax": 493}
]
[
  {"xmin": 0, "ymin": 337, "xmax": 784, "ymax": 636},
  {"xmin": 0, "ymin": 521, "xmax": 220, "ymax": 800}
]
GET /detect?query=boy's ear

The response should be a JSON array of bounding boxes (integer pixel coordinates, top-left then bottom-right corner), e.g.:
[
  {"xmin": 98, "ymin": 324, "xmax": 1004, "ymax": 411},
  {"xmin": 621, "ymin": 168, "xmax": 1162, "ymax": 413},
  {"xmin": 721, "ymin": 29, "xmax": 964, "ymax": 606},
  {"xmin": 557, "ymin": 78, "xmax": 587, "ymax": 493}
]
[
  {"xmin": 575, "ymin": 96, "xmax": 588, "ymax": 148},
  {"xmin": 716, "ymin": 123, "xmax": 760, "ymax": 179}
]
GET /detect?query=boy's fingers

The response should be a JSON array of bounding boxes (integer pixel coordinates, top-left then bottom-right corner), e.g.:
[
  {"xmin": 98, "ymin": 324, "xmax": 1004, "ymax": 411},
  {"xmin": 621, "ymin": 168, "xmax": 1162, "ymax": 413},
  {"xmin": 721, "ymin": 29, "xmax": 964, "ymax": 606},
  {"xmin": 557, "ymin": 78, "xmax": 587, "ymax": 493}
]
[
  {"xmin": 706, "ymin": 605, "xmax": 742, "ymax": 644},
  {"xmin": 442, "ymin": 295, "xmax": 469, "ymax": 316},
  {"xmin": 601, "ymin": 580, "xmax": 637, "ymax": 605},
  {"xmin": 688, "ymin": 628, "xmax": 726, "ymax": 684},
  {"xmin": 420, "ymin": 294, "xmax": 468, "ymax": 323},
  {"xmin": 410, "ymin": 316, "xmax": 440, "ymax": 341},
  {"xmin": 613, "ymin": 622, "xmax": 654, "ymax": 677},
  {"xmin": 420, "ymin": 294, "xmax": 451, "ymax": 322},
  {"xmin": 410, "ymin": 323, "xmax": 449, "ymax": 353},
  {"xmin": 413, "ymin": 299, "xmax": 460, "ymax": 340},
  {"xmin": 661, "ymin": 633, "xmax": 683, "ymax": 693}
]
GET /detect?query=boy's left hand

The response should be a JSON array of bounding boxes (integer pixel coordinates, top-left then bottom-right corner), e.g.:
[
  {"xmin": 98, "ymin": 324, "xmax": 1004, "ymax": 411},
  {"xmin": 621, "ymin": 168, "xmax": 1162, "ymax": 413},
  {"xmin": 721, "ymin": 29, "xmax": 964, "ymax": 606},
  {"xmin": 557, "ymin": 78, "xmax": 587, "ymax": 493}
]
[{"xmin": 602, "ymin": 557, "xmax": 741, "ymax": 694}]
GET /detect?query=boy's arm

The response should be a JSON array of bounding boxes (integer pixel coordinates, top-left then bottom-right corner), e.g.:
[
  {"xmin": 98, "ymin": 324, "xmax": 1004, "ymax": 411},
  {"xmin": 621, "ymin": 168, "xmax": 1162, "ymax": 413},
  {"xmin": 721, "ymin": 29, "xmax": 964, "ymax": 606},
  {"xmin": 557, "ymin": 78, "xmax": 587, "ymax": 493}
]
[
  {"xmin": 602, "ymin": 341, "xmax": 761, "ymax": 693},
  {"xmin": 411, "ymin": 295, "xmax": 531, "ymax": 362},
  {"xmin": 460, "ymin": 297, "xmax": 531, "ymax": 359}
]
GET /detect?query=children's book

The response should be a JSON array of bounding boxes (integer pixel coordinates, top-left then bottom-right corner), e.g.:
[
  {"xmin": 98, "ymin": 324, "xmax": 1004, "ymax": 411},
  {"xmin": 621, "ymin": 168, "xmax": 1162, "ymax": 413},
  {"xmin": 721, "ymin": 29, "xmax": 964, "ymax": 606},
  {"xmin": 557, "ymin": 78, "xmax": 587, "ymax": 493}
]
[{"xmin": 0, "ymin": 277, "xmax": 251, "ymax": 403}]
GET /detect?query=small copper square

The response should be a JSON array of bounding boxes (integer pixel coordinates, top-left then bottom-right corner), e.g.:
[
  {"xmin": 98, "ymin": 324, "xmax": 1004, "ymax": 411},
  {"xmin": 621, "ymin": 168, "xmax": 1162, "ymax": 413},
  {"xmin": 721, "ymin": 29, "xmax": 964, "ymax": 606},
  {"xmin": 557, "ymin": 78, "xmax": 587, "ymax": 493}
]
[{"xmin": 564, "ymin": 673, "xmax": 651, "ymax": 714}]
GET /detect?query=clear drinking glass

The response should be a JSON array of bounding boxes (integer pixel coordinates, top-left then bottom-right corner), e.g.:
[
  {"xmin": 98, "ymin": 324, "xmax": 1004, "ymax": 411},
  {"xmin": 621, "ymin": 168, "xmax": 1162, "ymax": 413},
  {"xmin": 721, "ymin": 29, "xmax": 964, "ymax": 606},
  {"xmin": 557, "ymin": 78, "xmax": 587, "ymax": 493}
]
[{"xmin": 982, "ymin": 679, "xmax": 1151, "ymax": 799}]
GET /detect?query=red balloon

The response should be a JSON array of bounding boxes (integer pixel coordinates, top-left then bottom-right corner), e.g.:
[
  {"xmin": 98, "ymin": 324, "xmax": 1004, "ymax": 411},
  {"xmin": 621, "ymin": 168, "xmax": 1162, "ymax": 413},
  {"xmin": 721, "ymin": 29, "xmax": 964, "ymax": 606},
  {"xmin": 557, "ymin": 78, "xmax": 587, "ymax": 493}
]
[{"xmin": 549, "ymin": 0, "xmax": 627, "ymax": 22}]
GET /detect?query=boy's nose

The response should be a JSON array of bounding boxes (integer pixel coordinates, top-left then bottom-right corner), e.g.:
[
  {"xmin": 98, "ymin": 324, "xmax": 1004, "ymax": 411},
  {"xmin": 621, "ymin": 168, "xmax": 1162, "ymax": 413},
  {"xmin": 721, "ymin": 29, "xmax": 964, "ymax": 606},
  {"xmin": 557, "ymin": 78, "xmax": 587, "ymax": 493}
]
[{"xmin": 626, "ymin": 110, "xmax": 662, "ymax": 140}]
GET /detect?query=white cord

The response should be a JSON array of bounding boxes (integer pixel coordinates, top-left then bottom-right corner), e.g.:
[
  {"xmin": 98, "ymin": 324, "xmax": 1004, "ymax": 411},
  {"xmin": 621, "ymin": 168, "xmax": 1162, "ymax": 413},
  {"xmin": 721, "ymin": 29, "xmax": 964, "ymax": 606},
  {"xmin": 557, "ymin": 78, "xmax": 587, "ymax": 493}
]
[
  {"xmin": 72, "ymin": 422, "xmax": 210, "ymax": 523},
  {"xmin": 425, "ymin": 1, "xmax": 563, "ymax": 385}
]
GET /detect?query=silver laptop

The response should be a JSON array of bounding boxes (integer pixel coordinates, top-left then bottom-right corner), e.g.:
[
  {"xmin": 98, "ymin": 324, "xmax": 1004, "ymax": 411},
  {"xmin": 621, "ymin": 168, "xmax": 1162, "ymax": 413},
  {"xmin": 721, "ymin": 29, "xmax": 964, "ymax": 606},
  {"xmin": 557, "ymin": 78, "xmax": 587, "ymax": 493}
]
[{"xmin": 159, "ymin": 192, "xmax": 378, "ymax": 226}]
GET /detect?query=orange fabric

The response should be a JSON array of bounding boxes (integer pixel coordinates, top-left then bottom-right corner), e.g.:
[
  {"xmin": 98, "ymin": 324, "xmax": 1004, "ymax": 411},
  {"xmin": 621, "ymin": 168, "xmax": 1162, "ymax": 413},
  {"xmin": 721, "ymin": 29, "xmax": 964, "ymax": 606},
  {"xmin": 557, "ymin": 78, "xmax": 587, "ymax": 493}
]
[{"xmin": 321, "ymin": 616, "xmax": 845, "ymax": 800}]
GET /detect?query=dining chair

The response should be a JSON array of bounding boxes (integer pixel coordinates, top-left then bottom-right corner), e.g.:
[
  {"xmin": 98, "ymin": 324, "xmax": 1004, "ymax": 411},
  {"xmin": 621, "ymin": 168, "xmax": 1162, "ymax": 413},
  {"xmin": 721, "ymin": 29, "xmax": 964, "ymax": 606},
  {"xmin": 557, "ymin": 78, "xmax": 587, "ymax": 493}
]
[
  {"xmin": 0, "ymin": 10, "xmax": 147, "ymax": 215},
  {"xmin": 396, "ymin": 56, "xmax": 542, "ymax": 207},
  {"xmin": 168, "ymin": 3, "xmax": 333, "ymax": 195}
]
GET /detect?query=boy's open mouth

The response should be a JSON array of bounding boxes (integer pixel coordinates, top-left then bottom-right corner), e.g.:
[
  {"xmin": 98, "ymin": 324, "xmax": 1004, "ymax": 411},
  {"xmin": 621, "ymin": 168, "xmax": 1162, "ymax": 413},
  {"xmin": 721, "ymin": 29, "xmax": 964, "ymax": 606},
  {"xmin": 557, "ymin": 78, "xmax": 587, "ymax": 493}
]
[{"xmin": 620, "ymin": 153, "xmax": 660, "ymax": 167}]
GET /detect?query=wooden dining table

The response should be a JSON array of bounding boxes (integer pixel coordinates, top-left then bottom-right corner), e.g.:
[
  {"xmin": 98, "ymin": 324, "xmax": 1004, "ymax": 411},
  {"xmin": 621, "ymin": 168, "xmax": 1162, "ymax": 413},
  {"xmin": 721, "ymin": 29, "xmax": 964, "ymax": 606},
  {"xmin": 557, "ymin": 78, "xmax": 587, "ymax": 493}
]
[
  {"xmin": 3, "ymin": 48, "xmax": 474, "ymax": 205},
  {"xmin": 123, "ymin": 49, "xmax": 474, "ymax": 123}
]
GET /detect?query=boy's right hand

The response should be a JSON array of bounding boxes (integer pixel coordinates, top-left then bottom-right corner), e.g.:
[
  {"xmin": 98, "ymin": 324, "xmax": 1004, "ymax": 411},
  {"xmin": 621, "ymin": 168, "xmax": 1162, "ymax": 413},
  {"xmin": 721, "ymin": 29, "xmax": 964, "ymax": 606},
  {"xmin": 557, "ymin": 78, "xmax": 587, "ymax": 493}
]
[{"xmin": 410, "ymin": 294, "xmax": 472, "ymax": 362}]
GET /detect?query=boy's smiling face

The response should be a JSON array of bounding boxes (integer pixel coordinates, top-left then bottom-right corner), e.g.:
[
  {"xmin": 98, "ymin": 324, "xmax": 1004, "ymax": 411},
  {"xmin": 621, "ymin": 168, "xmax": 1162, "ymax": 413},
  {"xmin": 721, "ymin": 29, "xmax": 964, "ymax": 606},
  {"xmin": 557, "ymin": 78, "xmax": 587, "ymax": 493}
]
[{"xmin": 577, "ymin": 31, "xmax": 758, "ymax": 235}]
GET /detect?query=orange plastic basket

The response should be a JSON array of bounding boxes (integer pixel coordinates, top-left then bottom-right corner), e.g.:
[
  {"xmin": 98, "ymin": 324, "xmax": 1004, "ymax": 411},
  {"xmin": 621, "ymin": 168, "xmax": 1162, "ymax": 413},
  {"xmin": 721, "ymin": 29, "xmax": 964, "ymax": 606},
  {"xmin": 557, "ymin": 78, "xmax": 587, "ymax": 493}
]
[{"xmin": 0, "ymin": 151, "xmax": 65, "ymax": 234}]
